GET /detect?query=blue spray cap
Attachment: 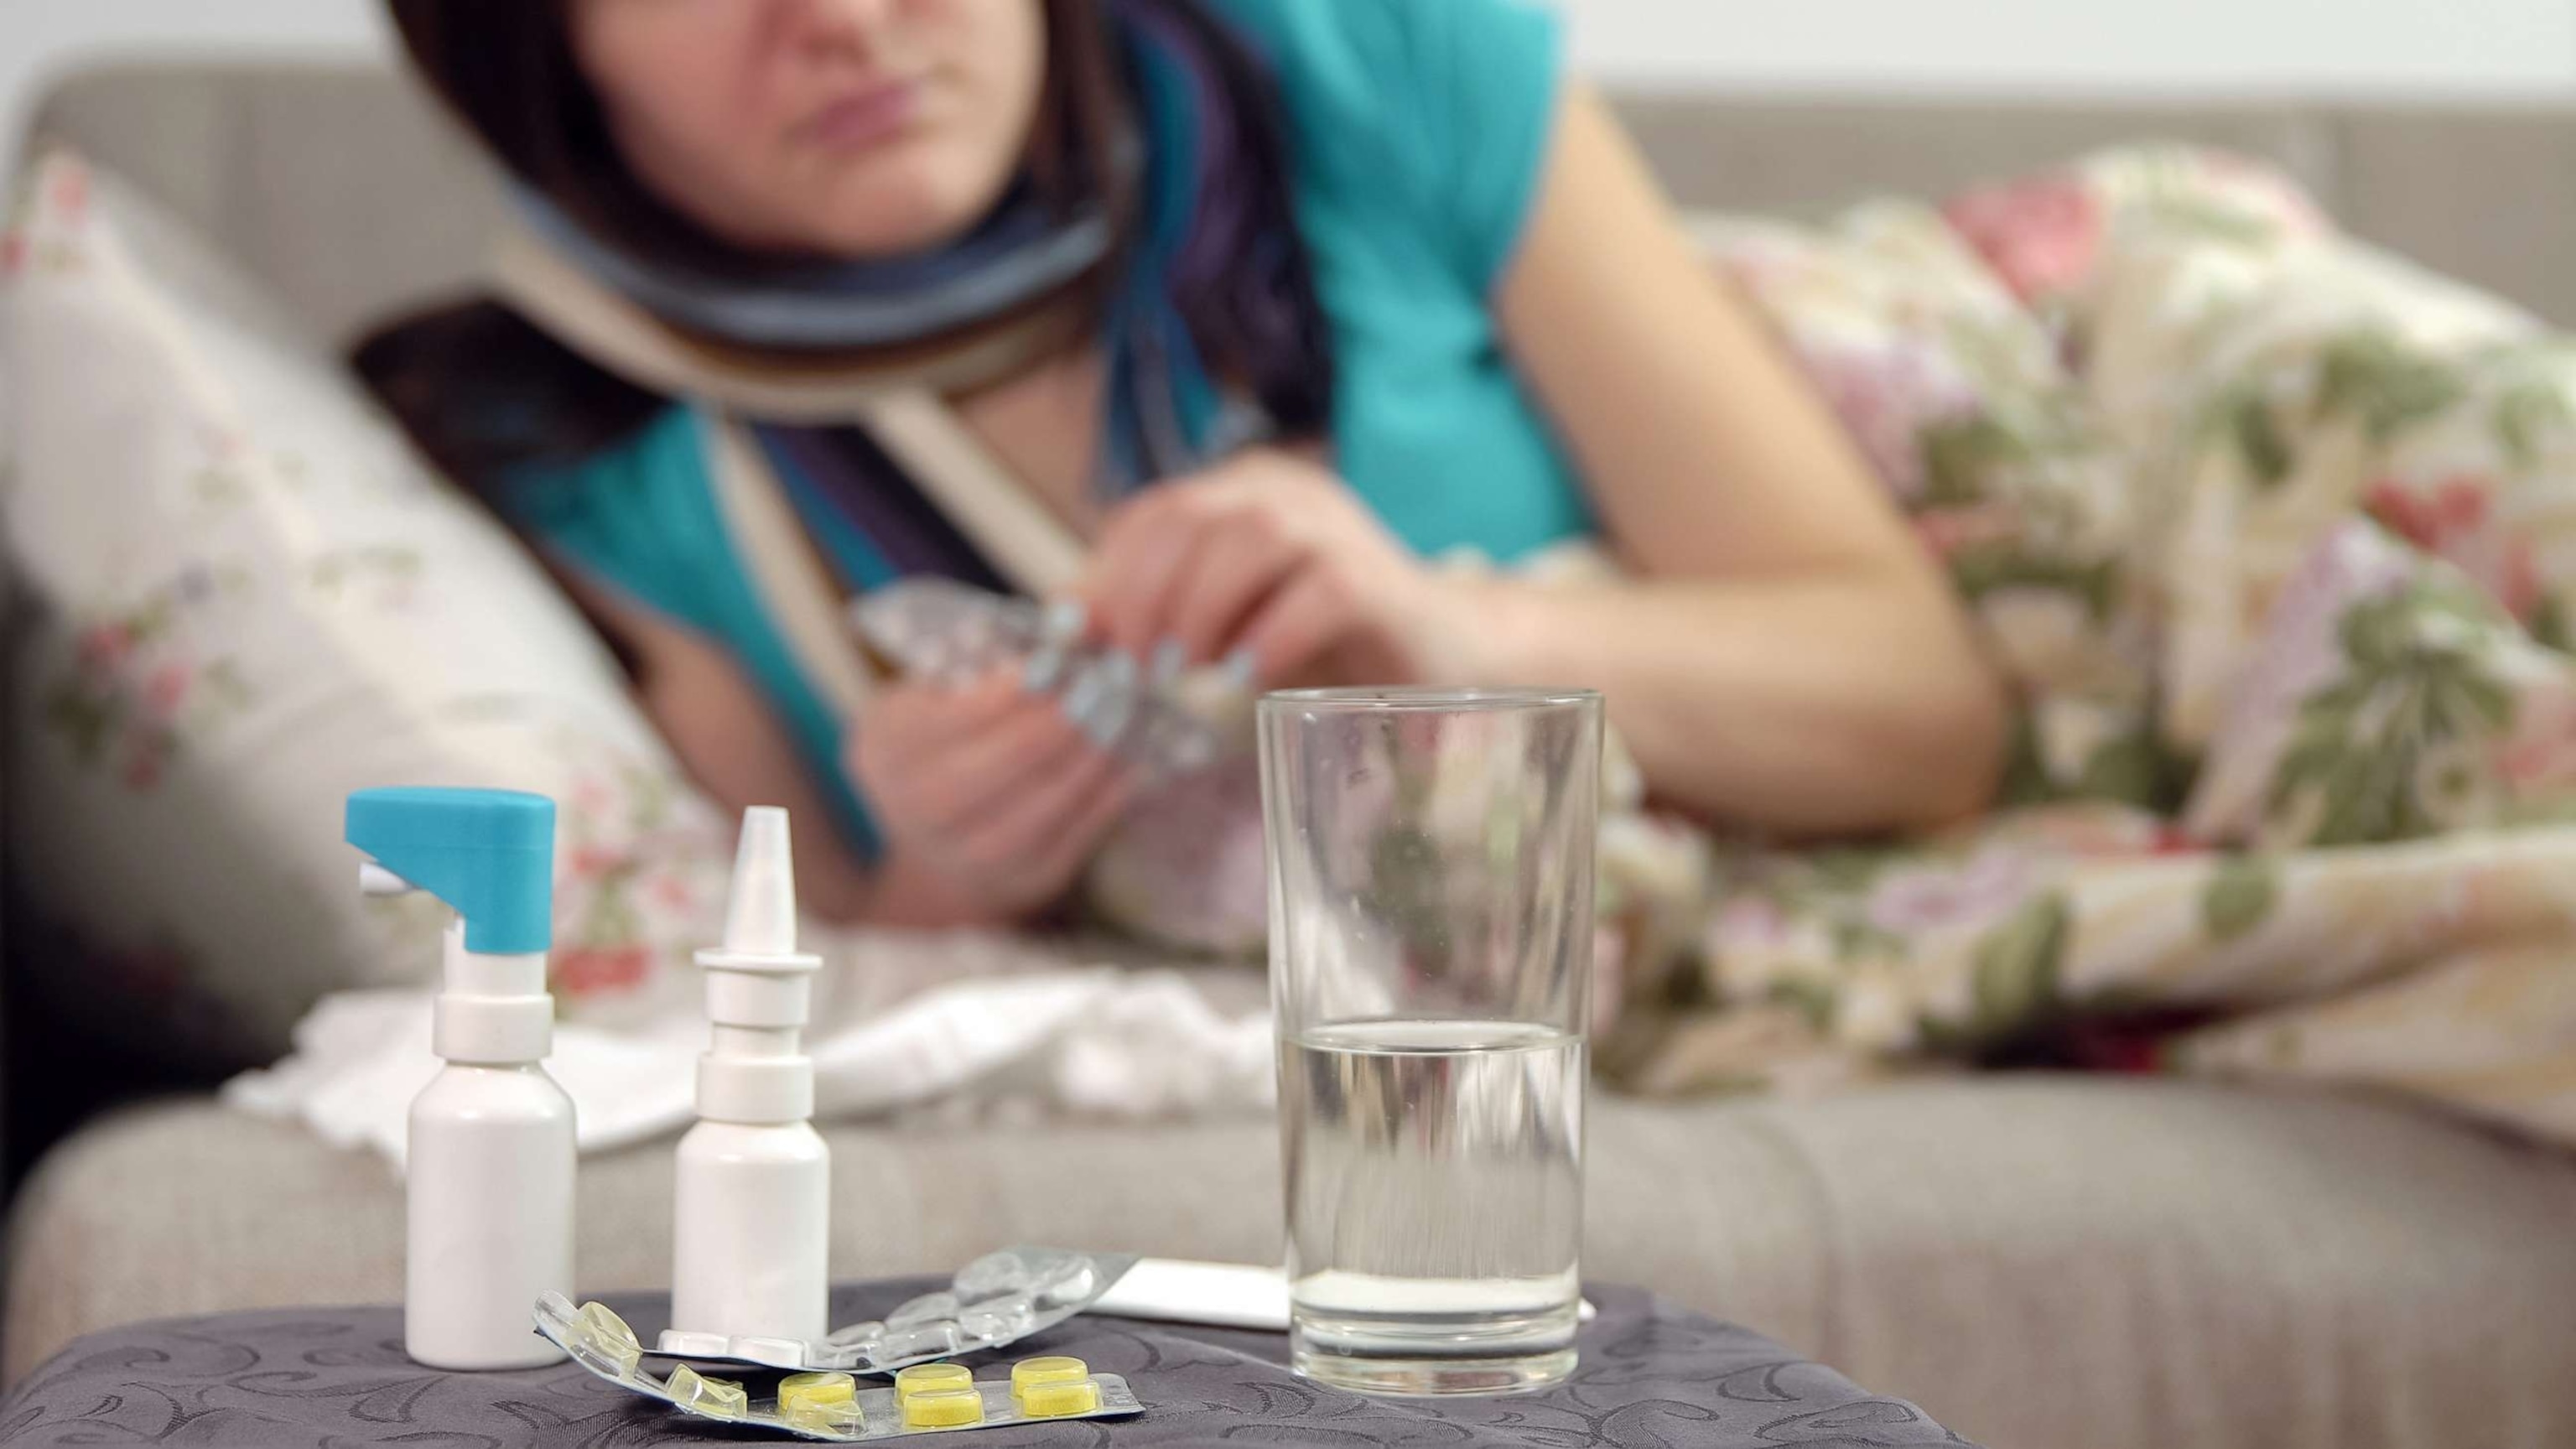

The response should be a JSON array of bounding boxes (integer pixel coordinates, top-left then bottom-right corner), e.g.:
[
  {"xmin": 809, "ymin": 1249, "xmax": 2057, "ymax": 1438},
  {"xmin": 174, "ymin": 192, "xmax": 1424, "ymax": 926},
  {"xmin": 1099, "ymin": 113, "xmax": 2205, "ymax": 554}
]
[{"xmin": 345, "ymin": 787, "xmax": 555, "ymax": 954}]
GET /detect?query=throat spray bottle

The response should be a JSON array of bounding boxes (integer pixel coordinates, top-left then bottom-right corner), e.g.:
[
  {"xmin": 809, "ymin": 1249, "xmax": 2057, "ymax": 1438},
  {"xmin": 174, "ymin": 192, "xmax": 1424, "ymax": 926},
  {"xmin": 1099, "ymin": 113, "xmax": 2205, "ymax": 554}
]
[
  {"xmin": 347, "ymin": 787, "xmax": 574, "ymax": 1371},
  {"xmin": 672, "ymin": 807, "xmax": 830, "ymax": 1342}
]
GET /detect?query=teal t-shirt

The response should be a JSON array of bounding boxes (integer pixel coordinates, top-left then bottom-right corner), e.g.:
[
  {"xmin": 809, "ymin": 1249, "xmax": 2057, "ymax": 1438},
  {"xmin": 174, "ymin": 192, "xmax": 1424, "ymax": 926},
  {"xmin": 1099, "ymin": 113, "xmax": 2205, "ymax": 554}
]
[
  {"xmin": 1212, "ymin": 0, "xmax": 1585, "ymax": 558},
  {"xmin": 512, "ymin": 0, "xmax": 1588, "ymax": 854}
]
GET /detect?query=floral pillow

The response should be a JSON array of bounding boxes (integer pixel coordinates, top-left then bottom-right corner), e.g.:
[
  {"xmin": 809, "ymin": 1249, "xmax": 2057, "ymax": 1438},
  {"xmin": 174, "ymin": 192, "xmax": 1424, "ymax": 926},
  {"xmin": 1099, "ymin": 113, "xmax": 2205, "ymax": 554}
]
[{"xmin": 1, "ymin": 153, "xmax": 730, "ymax": 1064}]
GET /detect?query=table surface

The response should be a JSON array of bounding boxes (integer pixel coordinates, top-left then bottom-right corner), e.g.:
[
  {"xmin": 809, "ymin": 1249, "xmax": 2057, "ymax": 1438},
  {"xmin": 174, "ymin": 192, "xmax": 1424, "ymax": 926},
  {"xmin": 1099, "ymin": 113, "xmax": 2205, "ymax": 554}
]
[{"xmin": 1, "ymin": 1278, "xmax": 1971, "ymax": 1446}]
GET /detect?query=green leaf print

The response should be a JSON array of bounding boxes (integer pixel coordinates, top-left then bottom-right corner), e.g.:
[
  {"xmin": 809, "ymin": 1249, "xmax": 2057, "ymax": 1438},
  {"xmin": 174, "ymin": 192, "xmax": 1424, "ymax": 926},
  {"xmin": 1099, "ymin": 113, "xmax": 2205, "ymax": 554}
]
[
  {"xmin": 1767, "ymin": 976, "xmax": 1840, "ymax": 1034},
  {"xmin": 2211, "ymin": 385, "xmax": 2294, "ymax": 490},
  {"xmin": 1919, "ymin": 414, "xmax": 2026, "ymax": 508},
  {"xmin": 43, "ymin": 679, "xmax": 122, "ymax": 766},
  {"xmin": 1826, "ymin": 916, "xmax": 1906, "ymax": 963},
  {"xmin": 2202, "ymin": 857, "xmax": 2279, "ymax": 942},
  {"xmin": 2077, "ymin": 728, "xmax": 2180, "ymax": 809},
  {"xmin": 2139, "ymin": 196, "xmax": 2282, "ymax": 248},
  {"xmin": 2271, "ymin": 581, "xmax": 2520, "ymax": 845},
  {"xmin": 200, "ymin": 659, "xmax": 252, "ymax": 710},
  {"xmin": 2315, "ymin": 332, "xmax": 2467, "ymax": 444},
  {"xmin": 624, "ymin": 760, "xmax": 675, "ymax": 832},
  {"xmin": 1997, "ymin": 717, "xmax": 2061, "ymax": 807},
  {"xmin": 2535, "ymin": 595, "xmax": 2575, "ymax": 654},
  {"xmin": 2494, "ymin": 378, "xmax": 2575, "ymax": 470},
  {"xmin": 1948, "ymin": 544, "xmax": 2120, "ymax": 620},
  {"xmin": 1971, "ymin": 893, "xmax": 2071, "ymax": 1038},
  {"xmin": 1805, "ymin": 847, "xmax": 1896, "ymax": 894}
]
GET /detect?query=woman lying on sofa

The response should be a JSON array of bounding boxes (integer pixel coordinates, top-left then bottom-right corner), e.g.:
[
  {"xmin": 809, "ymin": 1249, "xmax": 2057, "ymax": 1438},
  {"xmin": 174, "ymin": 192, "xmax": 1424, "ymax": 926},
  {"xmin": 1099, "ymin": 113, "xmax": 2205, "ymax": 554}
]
[{"xmin": 361, "ymin": 0, "xmax": 2007, "ymax": 927}]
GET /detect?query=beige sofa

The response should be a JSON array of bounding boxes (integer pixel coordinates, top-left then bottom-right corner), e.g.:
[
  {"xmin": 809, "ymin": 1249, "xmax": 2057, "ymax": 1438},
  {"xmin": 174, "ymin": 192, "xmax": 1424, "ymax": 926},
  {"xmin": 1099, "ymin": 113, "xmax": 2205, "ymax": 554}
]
[{"xmin": 10, "ymin": 64, "xmax": 2576, "ymax": 1449}]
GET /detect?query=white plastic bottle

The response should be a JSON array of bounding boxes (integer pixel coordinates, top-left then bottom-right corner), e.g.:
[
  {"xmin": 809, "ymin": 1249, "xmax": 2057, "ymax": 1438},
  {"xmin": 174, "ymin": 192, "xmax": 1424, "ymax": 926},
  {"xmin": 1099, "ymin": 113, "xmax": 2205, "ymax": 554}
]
[
  {"xmin": 349, "ymin": 787, "xmax": 575, "ymax": 1371},
  {"xmin": 672, "ymin": 807, "xmax": 830, "ymax": 1343}
]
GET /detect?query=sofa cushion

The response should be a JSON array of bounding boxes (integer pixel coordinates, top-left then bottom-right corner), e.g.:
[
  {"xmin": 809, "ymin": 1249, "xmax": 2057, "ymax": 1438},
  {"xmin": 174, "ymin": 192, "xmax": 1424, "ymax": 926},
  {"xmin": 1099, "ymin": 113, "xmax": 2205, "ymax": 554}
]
[
  {"xmin": 0, "ymin": 151, "xmax": 737, "ymax": 1068},
  {"xmin": 9, "ymin": 1078, "xmax": 2576, "ymax": 1449}
]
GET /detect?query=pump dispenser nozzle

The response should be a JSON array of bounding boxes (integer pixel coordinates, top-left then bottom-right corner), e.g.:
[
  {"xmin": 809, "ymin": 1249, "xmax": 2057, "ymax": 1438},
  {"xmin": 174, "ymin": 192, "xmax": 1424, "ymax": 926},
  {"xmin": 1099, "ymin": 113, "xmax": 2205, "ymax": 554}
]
[
  {"xmin": 347, "ymin": 785, "xmax": 574, "ymax": 1372},
  {"xmin": 347, "ymin": 787, "xmax": 557, "ymax": 1067}
]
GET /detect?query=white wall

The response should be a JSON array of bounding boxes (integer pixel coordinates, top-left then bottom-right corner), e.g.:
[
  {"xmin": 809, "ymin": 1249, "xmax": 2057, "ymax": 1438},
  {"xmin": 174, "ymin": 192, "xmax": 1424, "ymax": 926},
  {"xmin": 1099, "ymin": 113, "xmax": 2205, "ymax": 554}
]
[
  {"xmin": 3, "ymin": 0, "xmax": 2573, "ymax": 148},
  {"xmin": 1565, "ymin": 0, "xmax": 2576, "ymax": 94}
]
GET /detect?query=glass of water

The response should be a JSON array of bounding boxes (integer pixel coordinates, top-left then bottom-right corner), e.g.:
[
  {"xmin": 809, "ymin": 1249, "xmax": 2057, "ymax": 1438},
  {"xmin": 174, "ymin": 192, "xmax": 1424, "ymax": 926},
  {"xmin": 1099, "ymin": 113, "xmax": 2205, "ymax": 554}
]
[{"xmin": 1258, "ymin": 687, "xmax": 1601, "ymax": 1397}]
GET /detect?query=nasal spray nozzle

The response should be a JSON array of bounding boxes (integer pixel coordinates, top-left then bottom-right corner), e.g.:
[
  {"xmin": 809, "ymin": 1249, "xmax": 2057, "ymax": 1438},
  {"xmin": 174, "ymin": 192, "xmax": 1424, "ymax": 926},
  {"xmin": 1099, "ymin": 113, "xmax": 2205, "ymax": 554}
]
[
  {"xmin": 693, "ymin": 808, "xmax": 823, "ymax": 1122},
  {"xmin": 671, "ymin": 807, "xmax": 832, "ymax": 1343}
]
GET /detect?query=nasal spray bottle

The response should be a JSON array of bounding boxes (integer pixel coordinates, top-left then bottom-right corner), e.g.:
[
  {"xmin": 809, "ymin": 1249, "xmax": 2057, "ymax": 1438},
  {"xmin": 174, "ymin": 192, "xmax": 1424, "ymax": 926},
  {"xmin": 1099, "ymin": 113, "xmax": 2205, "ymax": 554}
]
[
  {"xmin": 347, "ymin": 787, "xmax": 574, "ymax": 1371},
  {"xmin": 671, "ymin": 807, "xmax": 830, "ymax": 1343}
]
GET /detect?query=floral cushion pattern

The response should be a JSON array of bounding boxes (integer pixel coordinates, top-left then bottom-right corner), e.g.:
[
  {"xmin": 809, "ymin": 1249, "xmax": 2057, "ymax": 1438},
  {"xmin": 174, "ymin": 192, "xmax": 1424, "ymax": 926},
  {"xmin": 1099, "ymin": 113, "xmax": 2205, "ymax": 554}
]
[
  {"xmin": 16, "ymin": 143, "xmax": 2576, "ymax": 1145},
  {"xmin": 0, "ymin": 154, "xmax": 734, "ymax": 1062},
  {"xmin": 1614, "ymin": 149, "xmax": 2576, "ymax": 1145}
]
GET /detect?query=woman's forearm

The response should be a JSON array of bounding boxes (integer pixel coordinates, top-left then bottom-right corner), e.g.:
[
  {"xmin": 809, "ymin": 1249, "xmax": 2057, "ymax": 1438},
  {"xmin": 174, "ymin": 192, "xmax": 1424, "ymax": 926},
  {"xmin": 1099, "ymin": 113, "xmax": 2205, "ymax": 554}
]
[{"xmin": 1448, "ymin": 571, "xmax": 2009, "ymax": 835}]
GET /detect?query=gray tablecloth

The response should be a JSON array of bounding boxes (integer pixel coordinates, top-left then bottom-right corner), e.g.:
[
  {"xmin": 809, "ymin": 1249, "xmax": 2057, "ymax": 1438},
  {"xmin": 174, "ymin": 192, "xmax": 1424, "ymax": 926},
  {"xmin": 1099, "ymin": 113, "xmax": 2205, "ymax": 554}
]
[{"xmin": 0, "ymin": 1279, "xmax": 1971, "ymax": 1446}]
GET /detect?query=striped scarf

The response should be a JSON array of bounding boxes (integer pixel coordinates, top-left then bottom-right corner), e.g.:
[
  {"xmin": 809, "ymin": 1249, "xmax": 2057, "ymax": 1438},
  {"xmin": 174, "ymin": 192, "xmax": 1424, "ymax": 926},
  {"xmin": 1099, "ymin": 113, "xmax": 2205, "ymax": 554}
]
[{"xmin": 506, "ymin": 0, "xmax": 1329, "ymax": 591}]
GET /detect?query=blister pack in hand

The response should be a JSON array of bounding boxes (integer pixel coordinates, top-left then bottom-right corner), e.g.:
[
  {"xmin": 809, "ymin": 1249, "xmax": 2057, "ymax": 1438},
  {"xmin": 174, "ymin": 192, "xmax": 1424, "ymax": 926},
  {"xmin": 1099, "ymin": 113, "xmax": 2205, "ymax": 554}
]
[
  {"xmin": 849, "ymin": 580, "xmax": 1249, "ymax": 776},
  {"xmin": 849, "ymin": 579, "xmax": 1057, "ymax": 684}
]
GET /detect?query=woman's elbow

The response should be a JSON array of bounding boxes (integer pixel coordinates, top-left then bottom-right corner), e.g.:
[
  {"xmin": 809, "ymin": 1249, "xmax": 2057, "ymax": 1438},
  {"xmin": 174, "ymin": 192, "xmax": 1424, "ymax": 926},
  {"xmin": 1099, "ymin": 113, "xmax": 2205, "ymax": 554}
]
[{"xmin": 1883, "ymin": 640, "xmax": 2012, "ymax": 829}]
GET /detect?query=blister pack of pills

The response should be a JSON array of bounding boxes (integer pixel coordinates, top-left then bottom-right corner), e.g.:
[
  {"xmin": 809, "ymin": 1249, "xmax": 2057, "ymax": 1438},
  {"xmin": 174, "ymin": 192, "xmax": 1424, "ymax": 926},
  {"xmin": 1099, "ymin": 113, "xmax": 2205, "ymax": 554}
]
[
  {"xmin": 537, "ymin": 1296, "xmax": 1142, "ymax": 1441},
  {"xmin": 849, "ymin": 579, "xmax": 1250, "ymax": 776},
  {"xmin": 650, "ymin": 1246, "xmax": 1137, "ymax": 1373}
]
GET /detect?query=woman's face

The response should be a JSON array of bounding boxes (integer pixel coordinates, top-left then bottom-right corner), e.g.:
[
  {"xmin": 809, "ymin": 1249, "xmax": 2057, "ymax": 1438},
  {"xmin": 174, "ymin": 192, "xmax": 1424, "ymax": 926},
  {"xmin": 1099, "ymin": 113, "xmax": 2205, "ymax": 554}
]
[{"xmin": 569, "ymin": 0, "xmax": 1048, "ymax": 258}]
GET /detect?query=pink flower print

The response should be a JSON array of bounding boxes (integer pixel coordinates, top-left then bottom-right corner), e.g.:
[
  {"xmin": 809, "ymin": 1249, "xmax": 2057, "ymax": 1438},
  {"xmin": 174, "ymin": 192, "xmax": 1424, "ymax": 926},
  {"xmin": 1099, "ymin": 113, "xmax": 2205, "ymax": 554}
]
[
  {"xmin": 555, "ymin": 943, "xmax": 651, "ymax": 997},
  {"xmin": 2366, "ymin": 475, "xmax": 2544, "ymax": 622},
  {"xmin": 2501, "ymin": 546, "xmax": 2545, "ymax": 624},
  {"xmin": 570, "ymin": 778, "xmax": 615, "ymax": 818},
  {"xmin": 122, "ymin": 739, "xmax": 166, "ymax": 792},
  {"xmin": 49, "ymin": 162, "xmax": 89, "ymax": 222},
  {"xmin": 0, "ymin": 228, "xmax": 23, "ymax": 278},
  {"xmin": 1864, "ymin": 847, "xmax": 2037, "ymax": 937},
  {"xmin": 1797, "ymin": 343, "xmax": 1982, "ymax": 501},
  {"xmin": 2149, "ymin": 824, "xmax": 2206, "ymax": 858},
  {"xmin": 2365, "ymin": 475, "xmax": 2474, "ymax": 551},
  {"xmin": 1913, "ymin": 504, "xmax": 2022, "ymax": 561},
  {"xmin": 2494, "ymin": 688, "xmax": 2576, "ymax": 790},
  {"xmin": 2266, "ymin": 523, "xmax": 2417, "ymax": 661},
  {"xmin": 568, "ymin": 844, "xmax": 625, "ymax": 880},
  {"xmin": 1944, "ymin": 175, "xmax": 2106, "ymax": 304},
  {"xmin": 143, "ymin": 662, "xmax": 190, "ymax": 718},
  {"xmin": 76, "ymin": 623, "xmax": 135, "ymax": 675},
  {"xmin": 1712, "ymin": 894, "xmax": 1795, "ymax": 950},
  {"xmin": 649, "ymin": 874, "xmax": 697, "ymax": 912},
  {"xmin": 2192, "ymin": 523, "xmax": 2415, "ymax": 806}
]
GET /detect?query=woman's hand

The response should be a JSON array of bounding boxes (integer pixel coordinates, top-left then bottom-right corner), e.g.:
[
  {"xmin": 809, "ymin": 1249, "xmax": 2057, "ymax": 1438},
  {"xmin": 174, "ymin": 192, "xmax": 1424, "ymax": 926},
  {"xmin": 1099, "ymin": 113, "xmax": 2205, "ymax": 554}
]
[
  {"xmin": 845, "ymin": 671, "xmax": 1139, "ymax": 922},
  {"xmin": 1077, "ymin": 449, "xmax": 1481, "ymax": 689}
]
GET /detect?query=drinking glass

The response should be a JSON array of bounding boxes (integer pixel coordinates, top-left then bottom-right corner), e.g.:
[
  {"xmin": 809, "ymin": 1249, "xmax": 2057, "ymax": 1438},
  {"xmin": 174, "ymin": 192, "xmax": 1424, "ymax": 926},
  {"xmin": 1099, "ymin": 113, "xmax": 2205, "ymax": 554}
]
[{"xmin": 1258, "ymin": 687, "xmax": 1601, "ymax": 1396}]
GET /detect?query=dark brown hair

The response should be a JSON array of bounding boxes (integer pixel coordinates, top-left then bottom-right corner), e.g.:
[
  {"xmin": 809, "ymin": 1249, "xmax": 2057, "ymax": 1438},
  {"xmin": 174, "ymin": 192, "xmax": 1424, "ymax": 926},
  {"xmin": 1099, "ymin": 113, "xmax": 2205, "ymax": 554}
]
[{"xmin": 359, "ymin": 0, "xmax": 1331, "ymax": 494}]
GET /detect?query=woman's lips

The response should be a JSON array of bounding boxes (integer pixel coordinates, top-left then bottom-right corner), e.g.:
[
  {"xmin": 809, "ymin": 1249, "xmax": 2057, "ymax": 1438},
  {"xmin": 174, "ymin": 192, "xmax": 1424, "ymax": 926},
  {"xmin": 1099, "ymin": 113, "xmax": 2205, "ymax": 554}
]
[{"xmin": 800, "ymin": 80, "xmax": 925, "ymax": 153}]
